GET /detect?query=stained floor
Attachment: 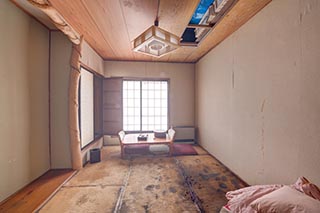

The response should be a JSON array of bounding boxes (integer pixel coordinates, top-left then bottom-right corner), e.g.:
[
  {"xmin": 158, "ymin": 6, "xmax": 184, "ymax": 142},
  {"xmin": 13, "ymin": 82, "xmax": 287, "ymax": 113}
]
[{"xmin": 39, "ymin": 145, "xmax": 246, "ymax": 213}]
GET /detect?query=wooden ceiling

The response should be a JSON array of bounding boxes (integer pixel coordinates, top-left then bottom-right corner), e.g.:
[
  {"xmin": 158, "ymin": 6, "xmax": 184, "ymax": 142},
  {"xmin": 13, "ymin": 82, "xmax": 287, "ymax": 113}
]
[{"xmin": 22, "ymin": 0, "xmax": 271, "ymax": 63}]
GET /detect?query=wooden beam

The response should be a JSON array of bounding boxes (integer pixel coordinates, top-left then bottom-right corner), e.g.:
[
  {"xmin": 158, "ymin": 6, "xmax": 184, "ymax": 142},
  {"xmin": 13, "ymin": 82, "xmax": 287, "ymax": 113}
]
[{"xmin": 188, "ymin": 24, "xmax": 213, "ymax": 29}]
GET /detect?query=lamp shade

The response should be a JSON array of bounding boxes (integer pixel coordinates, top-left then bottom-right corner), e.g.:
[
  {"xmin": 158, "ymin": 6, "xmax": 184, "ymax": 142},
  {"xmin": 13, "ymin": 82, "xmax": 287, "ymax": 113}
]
[{"xmin": 133, "ymin": 26, "xmax": 180, "ymax": 57}]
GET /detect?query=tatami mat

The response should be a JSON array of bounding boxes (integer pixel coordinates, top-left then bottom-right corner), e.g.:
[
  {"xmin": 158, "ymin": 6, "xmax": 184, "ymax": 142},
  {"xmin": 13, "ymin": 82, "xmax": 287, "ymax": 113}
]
[{"xmin": 39, "ymin": 145, "xmax": 245, "ymax": 212}]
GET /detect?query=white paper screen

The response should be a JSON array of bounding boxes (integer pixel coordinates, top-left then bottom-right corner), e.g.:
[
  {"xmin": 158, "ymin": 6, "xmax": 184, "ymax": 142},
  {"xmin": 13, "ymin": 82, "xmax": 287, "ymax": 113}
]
[{"xmin": 80, "ymin": 68, "xmax": 94, "ymax": 148}]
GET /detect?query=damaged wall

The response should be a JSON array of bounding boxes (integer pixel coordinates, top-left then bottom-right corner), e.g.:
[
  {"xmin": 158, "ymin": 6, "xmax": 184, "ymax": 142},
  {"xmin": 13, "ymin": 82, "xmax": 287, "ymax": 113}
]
[{"xmin": 195, "ymin": 0, "xmax": 320, "ymax": 185}]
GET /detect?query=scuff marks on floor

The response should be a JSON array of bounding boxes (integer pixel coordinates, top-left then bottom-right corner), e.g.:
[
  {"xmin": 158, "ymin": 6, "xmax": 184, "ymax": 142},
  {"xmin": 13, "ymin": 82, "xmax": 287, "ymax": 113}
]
[
  {"xmin": 39, "ymin": 146, "xmax": 247, "ymax": 212},
  {"xmin": 176, "ymin": 155, "xmax": 247, "ymax": 213},
  {"xmin": 114, "ymin": 160, "xmax": 132, "ymax": 213},
  {"xmin": 119, "ymin": 157, "xmax": 197, "ymax": 212},
  {"xmin": 39, "ymin": 185, "xmax": 121, "ymax": 213},
  {"xmin": 175, "ymin": 158, "xmax": 205, "ymax": 212},
  {"xmin": 64, "ymin": 158, "xmax": 130, "ymax": 187}
]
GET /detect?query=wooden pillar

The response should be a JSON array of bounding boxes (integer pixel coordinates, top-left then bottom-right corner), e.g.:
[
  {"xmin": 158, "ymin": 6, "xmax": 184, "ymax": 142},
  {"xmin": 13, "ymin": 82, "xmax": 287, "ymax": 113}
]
[{"xmin": 69, "ymin": 38, "xmax": 83, "ymax": 170}]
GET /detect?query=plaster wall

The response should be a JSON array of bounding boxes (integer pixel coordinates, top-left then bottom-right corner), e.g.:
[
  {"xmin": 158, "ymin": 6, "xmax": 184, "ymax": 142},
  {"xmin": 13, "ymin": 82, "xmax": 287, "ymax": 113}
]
[
  {"xmin": 104, "ymin": 61, "xmax": 195, "ymax": 127},
  {"xmin": 196, "ymin": 0, "xmax": 320, "ymax": 185},
  {"xmin": 0, "ymin": 1, "xmax": 50, "ymax": 201},
  {"xmin": 50, "ymin": 34, "xmax": 104, "ymax": 168},
  {"xmin": 50, "ymin": 31, "xmax": 72, "ymax": 168},
  {"xmin": 81, "ymin": 41, "xmax": 104, "ymax": 76}
]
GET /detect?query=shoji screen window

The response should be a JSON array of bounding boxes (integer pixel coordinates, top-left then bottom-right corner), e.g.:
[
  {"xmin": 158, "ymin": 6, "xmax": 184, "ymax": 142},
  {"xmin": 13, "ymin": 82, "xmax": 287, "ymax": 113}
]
[
  {"xmin": 80, "ymin": 67, "xmax": 94, "ymax": 148},
  {"xmin": 123, "ymin": 81, "xmax": 141, "ymax": 131},
  {"xmin": 141, "ymin": 81, "xmax": 168, "ymax": 131},
  {"xmin": 123, "ymin": 80, "xmax": 168, "ymax": 132}
]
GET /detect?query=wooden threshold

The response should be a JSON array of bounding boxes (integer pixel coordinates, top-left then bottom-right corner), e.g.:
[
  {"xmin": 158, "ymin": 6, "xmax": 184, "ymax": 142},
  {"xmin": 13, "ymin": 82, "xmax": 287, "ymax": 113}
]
[{"xmin": 0, "ymin": 169, "xmax": 76, "ymax": 213}]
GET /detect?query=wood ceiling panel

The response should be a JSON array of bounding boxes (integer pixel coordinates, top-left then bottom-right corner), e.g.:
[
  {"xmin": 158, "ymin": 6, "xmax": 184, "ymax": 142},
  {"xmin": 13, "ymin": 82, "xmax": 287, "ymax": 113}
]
[
  {"xmin": 81, "ymin": 0, "xmax": 135, "ymax": 60},
  {"xmin": 185, "ymin": 0, "xmax": 272, "ymax": 62},
  {"xmin": 166, "ymin": 47, "xmax": 195, "ymax": 62},
  {"xmin": 132, "ymin": 52, "xmax": 154, "ymax": 62},
  {"xmin": 152, "ymin": 53, "xmax": 171, "ymax": 62},
  {"xmin": 43, "ymin": 0, "xmax": 271, "ymax": 62},
  {"xmin": 158, "ymin": 0, "xmax": 200, "ymax": 37},
  {"xmin": 49, "ymin": 0, "xmax": 115, "ymax": 59},
  {"xmin": 149, "ymin": 49, "xmax": 190, "ymax": 62},
  {"xmin": 119, "ymin": 0, "xmax": 158, "ymax": 61},
  {"xmin": 119, "ymin": 0, "xmax": 158, "ymax": 41}
]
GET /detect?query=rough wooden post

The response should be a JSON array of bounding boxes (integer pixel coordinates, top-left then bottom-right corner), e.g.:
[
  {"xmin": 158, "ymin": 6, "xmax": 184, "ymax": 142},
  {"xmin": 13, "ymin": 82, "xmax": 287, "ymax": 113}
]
[{"xmin": 69, "ymin": 37, "xmax": 83, "ymax": 170}]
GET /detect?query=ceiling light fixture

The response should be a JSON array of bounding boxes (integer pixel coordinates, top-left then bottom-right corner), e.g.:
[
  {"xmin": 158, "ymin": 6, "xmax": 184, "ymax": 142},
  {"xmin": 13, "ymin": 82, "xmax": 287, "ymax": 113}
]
[{"xmin": 132, "ymin": 0, "xmax": 180, "ymax": 58}]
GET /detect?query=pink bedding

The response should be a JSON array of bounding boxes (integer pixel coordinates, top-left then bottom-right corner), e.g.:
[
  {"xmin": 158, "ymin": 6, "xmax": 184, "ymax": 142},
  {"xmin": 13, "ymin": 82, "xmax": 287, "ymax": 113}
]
[
  {"xmin": 225, "ymin": 177, "xmax": 320, "ymax": 213},
  {"xmin": 293, "ymin": 176, "xmax": 320, "ymax": 201},
  {"xmin": 226, "ymin": 184, "xmax": 283, "ymax": 212}
]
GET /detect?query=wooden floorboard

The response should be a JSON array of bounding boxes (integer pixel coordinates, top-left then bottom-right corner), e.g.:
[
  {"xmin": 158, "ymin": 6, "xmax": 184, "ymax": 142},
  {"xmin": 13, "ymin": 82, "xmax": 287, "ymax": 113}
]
[{"xmin": 0, "ymin": 169, "xmax": 76, "ymax": 213}]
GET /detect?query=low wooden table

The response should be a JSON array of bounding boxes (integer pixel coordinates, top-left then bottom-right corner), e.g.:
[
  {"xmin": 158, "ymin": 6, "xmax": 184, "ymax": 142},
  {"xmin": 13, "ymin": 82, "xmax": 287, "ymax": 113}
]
[{"xmin": 121, "ymin": 133, "xmax": 173, "ymax": 158}]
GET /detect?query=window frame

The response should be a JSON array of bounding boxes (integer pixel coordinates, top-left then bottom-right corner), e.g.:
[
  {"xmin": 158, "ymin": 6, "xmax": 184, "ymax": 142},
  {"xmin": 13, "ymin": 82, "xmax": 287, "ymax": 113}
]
[{"xmin": 122, "ymin": 77, "xmax": 170, "ymax": 133}]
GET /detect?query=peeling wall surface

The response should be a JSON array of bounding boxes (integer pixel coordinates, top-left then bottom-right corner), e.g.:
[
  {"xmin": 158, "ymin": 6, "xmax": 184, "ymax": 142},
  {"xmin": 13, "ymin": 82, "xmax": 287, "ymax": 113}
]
[
  {"xmin": 104, "ymin": 61, "xmax": 195, "ymax": 127},
  {"xmin": 0, "ymin": 1, "xmax": 50, "ymax": 201},
  {"xmin": 196, "ymin": 0, "xmax": 320, "ymax": 186}
]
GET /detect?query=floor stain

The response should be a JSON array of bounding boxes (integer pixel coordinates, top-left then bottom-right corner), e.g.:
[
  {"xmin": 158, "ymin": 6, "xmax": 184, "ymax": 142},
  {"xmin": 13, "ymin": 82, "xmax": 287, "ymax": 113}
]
[
  {"xmin": 231, "ymin": 178, "xmax": 241, "ymax": 188},
  {"xmin": 40, "ymin": 146, "xmax": 247, "ymax": 213},
  {"xmin": 142, "ymin": 204, "xmax": 149, "ymax": 213},
  {"xmin": 119, "ymin": 201, "xmax": 129, "ymax": 213},
  {"xmin": 219, "ymin": 182, "xmax": 228, "ymax": 189},
  {"xmin": 145, "ymin": 185, "xmax": 155, "ymax": 191},
  {"xmin": 199, "ymin": 172, "xmax": 219, "ymax": 180},
  {"xmin": 169, "ymin": 186, "xmax": 177, "ymax": 193},
  {"xmin": 76, "ymin": 194, "xmax": 88, "ymax": 206}
]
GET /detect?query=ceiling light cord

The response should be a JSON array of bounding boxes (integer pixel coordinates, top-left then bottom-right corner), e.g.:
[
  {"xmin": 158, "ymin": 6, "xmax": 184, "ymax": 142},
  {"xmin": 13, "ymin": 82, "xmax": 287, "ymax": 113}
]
[{"xmin": 155, "ymin": 0, "xmax": 160, "ymax": 26}]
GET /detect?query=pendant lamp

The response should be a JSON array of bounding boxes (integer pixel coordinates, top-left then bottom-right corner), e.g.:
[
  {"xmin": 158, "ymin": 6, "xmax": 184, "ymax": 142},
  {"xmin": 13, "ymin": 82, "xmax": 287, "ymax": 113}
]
[{"xmin": 132, "ymin": 1, "xmax": 180, "ymax": 57}]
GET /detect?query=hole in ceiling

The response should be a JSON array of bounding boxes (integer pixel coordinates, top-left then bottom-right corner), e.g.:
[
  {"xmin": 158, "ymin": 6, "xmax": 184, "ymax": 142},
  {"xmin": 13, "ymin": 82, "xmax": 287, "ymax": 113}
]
[
  {"xmin": 190, "ymin": 0, "xmax": 215, "ymax": 25},
  {"xmin": 180, "ymin": 0, "xmax": 235, "ymax": 46}
]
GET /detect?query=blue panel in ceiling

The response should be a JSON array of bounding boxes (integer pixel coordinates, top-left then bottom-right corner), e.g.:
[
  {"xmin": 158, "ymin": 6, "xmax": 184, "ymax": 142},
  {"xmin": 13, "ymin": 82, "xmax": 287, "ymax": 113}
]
[{"xmin": 190, "ymin": 0, "xmax": 215, "ymax": 24}]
